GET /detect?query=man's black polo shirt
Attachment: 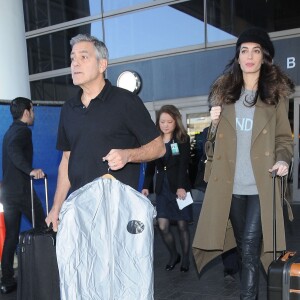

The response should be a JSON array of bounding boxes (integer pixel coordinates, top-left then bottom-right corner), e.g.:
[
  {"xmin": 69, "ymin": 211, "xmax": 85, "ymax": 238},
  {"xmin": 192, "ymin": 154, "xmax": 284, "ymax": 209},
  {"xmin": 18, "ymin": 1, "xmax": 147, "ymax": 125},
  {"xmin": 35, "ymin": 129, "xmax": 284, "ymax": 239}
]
[{"xmin": 57, "ymin": 80, "xmax": 160, "ymax": 192}]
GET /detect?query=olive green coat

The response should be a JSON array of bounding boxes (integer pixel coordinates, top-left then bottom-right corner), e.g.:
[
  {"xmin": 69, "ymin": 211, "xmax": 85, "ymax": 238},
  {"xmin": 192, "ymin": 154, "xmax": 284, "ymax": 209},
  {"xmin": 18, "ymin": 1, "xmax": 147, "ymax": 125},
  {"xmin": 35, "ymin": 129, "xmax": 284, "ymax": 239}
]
[{"xmin": 192, "ymin": 97, "xmax": 293, "ymax": 274}]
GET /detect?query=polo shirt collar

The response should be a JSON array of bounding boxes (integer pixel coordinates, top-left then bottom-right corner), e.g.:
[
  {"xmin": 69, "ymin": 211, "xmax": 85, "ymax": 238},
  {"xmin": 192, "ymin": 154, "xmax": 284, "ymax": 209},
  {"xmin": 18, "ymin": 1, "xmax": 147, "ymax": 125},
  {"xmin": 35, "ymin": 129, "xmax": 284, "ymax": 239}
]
[{"xmin": 72, "ymin": 79, "xmax": 112, "ymax": 108}]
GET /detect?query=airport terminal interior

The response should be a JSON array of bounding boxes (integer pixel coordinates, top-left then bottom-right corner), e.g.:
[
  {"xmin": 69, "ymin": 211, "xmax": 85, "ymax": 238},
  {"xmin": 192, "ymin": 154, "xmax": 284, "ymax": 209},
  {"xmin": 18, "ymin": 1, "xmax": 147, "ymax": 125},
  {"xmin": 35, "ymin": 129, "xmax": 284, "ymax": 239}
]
[{"xmin": 0, "ymin": 0, "xmax": 300, "ymax": 299}]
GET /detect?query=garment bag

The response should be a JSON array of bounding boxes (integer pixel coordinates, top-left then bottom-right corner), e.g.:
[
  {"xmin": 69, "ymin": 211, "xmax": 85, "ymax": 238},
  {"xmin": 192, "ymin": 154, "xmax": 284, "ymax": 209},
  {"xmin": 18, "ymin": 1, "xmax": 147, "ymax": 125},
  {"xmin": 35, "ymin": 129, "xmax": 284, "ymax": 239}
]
[{"xmin": 56, "ymin": 176, "xmax": 156, "ymax": 300}]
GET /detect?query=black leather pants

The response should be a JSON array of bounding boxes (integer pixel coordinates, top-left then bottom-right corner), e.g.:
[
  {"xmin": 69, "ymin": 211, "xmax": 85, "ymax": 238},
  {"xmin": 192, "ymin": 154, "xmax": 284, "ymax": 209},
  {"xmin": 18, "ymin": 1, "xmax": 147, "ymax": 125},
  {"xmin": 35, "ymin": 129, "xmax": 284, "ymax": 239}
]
[{"xmin": 229, "ymin": 194, "xmax": 262, "ymax": 300}]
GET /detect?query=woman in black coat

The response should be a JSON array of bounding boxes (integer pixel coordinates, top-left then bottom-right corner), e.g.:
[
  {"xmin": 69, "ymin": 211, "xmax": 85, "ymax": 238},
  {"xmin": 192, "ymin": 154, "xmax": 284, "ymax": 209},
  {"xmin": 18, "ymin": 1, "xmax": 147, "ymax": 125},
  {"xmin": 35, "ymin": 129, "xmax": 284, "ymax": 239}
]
[{"xmin": 142, "ymin": 105, "xmax": 192, "ymax": 272}]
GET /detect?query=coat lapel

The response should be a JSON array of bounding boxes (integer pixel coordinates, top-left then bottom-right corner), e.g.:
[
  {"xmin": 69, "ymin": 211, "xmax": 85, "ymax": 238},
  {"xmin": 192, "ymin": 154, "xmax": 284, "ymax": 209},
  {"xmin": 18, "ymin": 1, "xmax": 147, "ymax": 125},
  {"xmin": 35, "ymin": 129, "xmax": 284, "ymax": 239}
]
[
  {"xmin": 251, "ymin": 98, "xmax": 275, "ymax": 145},
  {"xmin": 221, "ymin": 104, "xmax": 236, "ymax": 131},
  {"xmin": 221, "ymin": 98, "xmax": 275, "ymax": 146}
]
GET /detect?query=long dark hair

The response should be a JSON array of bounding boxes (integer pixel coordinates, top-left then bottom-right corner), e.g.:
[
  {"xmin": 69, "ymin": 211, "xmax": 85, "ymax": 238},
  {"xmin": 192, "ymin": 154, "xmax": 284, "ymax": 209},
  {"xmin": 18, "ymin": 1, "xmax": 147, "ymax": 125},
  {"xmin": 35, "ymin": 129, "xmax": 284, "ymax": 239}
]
[
  {"xmin": 156, "ymin": 105, "xmax": 188, "ymax": 143},
  {"xmin": 209, "ymin": 46, "xmax": 295, "ymax": 107}
]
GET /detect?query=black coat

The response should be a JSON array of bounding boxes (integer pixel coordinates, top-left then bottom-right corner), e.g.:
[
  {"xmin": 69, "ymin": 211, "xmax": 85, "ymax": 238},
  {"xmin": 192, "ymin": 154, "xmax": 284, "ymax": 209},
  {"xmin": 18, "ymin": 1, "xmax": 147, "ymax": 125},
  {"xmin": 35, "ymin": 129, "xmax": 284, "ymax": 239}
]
[
  {"xmin": 143, "ymin": 137, "xmax": 191, "ymax": 194},
  {"xmin": 2, "ymin": 120, "xmax": 33, "ymax": 198}
]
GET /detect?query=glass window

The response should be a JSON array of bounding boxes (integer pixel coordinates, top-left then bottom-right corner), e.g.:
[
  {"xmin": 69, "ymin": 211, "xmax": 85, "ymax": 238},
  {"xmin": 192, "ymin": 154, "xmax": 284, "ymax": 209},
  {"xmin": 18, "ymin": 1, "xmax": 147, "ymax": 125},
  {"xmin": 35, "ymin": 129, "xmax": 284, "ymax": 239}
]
[
  {"xmin": 23, "ymin": 0, "xmax": 101, "ymax": 31},
  {"xmin": 187, "ymin": 113, "xmax": 210, "ymax": 138},
  {"xmin": 27, "ymin": 22, "xmax": 103, "ymax": 74},
  {"xmin": 104, "ymin": 4, "xmax": 203, "ymax": 59},
  {"xmin": 187, "ymin": 112, "xmax": 211, "ymax": 187},
  {"xmin": 207, "ymin": 24, "xmax": 235, "ymax": 43},
  {"xmin": 206, "ymin": 0, "xmax": 300, "ymax": 43},
  {"xmin": 103, "ymin": 0, "xmax": 149, "ymax": 12},
  {"xmin": 206, "ymin": 1, "xmax": 237, "ymax": 43},
  {"xmin": 30, "ymin": 75, "xmax": 77, "ymax": 102},
  {"xmin": 297, "ymin": 103, "xmax": 300, "ymax": 189}
]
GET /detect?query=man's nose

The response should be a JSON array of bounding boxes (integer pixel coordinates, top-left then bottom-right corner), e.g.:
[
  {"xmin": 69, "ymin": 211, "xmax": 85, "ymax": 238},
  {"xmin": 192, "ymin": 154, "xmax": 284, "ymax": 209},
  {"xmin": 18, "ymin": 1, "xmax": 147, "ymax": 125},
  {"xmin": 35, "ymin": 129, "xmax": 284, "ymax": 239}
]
[{"xmin": 71, "ymin": 58, "xmax": 79, "ymax": 66}]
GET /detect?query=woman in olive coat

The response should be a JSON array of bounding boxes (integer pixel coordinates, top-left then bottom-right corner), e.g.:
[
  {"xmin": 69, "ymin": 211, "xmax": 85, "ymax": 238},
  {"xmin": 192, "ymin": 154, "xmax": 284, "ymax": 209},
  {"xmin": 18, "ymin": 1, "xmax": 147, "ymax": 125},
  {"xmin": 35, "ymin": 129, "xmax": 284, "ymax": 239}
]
[{"xmin": 192, "ymin": 28, "xmax": 294, "ymax": 299}]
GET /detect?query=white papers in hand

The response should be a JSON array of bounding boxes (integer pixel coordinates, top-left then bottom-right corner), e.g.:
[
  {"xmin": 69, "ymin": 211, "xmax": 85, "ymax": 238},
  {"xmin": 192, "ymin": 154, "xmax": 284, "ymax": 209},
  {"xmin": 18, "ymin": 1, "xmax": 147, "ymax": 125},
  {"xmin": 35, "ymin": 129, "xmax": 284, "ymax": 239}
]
[{"xmin": 176, "ymin": 192, "xmax": 193, "ymax": 210}]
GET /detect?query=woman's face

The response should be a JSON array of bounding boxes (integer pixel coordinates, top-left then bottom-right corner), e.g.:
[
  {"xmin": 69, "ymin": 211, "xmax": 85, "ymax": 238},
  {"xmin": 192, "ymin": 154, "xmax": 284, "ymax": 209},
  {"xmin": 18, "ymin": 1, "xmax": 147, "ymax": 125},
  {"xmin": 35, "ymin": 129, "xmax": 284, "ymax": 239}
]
[
  {"xmin": 159, "ymin": 112, "xmax": 176, "ymax": 135},
  {"xmin": 238, "ymin": 42, "xmax": 263, "ymax": 75}
]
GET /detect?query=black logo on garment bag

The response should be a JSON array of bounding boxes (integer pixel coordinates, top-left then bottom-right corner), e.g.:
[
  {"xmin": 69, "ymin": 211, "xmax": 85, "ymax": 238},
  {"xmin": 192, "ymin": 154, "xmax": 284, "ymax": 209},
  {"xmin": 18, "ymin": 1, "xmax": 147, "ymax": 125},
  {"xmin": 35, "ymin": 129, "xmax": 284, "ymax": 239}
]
[{"xmin": 127, "ymin": 220, "xmax": 145, "ymax": 234}]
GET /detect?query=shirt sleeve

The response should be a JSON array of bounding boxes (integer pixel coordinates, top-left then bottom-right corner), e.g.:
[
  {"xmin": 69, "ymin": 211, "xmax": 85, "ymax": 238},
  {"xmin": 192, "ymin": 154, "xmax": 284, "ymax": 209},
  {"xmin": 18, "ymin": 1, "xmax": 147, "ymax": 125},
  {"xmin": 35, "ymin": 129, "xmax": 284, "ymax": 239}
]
[
  {"xmin": 275, "ymin": 98, "xmax": 293, "ymax": 164},
  {"xmin": 123, "ymin": 93, "xmax": 160, "ymax": 146},
  {"xmin": 56, "ymin": 104, "xmax": 71, "ymax": 151},
  {"xmin": 7, "ymin": 127, "xmax": 33, "ymax": 175},
  {"xmin": 176, "ymin": 138, "xmax": 191, "ymax": 189}
]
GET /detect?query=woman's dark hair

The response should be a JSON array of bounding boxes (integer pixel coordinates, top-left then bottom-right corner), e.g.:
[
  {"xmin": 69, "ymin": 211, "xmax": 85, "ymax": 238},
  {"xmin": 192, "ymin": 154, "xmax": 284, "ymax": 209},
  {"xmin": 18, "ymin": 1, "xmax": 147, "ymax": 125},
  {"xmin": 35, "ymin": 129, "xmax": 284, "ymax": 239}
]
[
  {"xmin": 209, "ymin": 44, "xmax": 295, "ymax": 107},
  {"xmin": 10, "ymin": 97, "xmax": 32, "ymax": 120},
  {"xmin": 156, "ymin": 105, "xmax": 188, "ymax": 143}
]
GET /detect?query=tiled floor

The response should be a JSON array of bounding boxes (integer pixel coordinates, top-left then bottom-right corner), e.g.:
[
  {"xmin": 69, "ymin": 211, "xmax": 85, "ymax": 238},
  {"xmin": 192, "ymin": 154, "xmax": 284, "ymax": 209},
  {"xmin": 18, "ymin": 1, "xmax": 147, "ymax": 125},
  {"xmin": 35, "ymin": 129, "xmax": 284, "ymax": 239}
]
[{"xmin": 1, "ymin": 192, "xmax": 300, "ymax": 300}]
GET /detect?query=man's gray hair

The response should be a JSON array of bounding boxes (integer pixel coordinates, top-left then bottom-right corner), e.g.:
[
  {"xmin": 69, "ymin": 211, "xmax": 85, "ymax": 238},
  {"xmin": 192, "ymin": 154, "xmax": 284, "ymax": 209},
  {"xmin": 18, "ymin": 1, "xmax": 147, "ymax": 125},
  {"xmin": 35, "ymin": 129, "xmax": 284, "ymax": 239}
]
[{"xmin": 70, "ymin": 33, "xmax": 109, "ymax": 60}]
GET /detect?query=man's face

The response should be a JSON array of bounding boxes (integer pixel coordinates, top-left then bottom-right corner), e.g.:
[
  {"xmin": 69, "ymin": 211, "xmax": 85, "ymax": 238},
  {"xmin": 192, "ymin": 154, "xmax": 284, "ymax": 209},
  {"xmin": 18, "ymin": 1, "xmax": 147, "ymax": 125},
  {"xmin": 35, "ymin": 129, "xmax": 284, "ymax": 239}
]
[{"xmin": 70, "ymin": 41, "xmax": 106, "ymax": 87}]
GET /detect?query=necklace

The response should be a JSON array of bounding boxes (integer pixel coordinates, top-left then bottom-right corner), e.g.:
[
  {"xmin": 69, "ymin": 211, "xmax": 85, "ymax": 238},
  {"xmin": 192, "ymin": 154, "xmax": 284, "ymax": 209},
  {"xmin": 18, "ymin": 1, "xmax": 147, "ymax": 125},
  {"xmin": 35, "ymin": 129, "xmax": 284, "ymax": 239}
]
[{"xmin": 241, "ymin": 87, "xmax": 256, "ymax": 106}]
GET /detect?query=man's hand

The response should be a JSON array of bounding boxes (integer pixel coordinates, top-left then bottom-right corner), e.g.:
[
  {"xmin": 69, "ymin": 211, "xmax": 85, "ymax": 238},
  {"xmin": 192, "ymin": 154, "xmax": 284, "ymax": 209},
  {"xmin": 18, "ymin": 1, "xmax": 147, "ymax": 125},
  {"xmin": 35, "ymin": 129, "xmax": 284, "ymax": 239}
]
[
  {"xmin": 141, "ymin": 189, "xmax": 149, "ymax": 197},
  {"xmin": 102, "ymin": 149, "xmax": 129, "ymax": 170},
  {"xmin": 30, "ymin": 168, "xmax": 45, "ymax": 179},
  {"xmin": 45, "ymin": 208, "xmax": 60, "ymax": 232}
]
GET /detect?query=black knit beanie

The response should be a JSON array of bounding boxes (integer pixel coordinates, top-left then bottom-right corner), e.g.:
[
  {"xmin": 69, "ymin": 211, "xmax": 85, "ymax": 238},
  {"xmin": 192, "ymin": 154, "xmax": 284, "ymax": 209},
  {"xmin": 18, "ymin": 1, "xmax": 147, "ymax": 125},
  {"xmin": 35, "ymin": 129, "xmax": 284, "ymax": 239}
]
[{"xmin": 236, "ymin": 28, "xmax": 275, "ymax": 58}]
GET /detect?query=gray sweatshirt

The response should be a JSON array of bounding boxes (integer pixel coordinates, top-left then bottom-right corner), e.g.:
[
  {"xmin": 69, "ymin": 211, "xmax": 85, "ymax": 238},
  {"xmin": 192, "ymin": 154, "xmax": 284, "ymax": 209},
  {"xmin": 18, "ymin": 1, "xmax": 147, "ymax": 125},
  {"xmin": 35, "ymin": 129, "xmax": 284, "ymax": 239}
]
[{"xmin": 233, "ymin": 89, "xmax": 258, "ymax": 195}]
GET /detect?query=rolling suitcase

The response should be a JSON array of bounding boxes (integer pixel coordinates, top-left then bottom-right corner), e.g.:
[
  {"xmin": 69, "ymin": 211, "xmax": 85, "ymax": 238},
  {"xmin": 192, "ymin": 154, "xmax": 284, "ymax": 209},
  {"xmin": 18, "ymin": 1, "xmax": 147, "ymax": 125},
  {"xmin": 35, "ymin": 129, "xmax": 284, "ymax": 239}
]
[
  {"xmin": 268, "ymin": 171, "xmax": 300, "ymax": 300},
  {"xmin": 17, "ymin": 175, "xmax": 60, "ymax": 300}
]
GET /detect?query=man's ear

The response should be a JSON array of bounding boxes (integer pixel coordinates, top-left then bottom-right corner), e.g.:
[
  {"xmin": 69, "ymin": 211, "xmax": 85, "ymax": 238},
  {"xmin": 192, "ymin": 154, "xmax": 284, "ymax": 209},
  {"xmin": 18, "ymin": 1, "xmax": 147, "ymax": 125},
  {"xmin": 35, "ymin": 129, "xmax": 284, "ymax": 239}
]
[
  {"xmin": 24, "ymin": 109, "xmax": 30, "ymax": 117},
  {"xmin": 21, "ymin": 109, "xmax": 30, "ymax": 122},
  {"xmin": 98, "ymin": 59, "xmax": 108, "ymax": 74}
]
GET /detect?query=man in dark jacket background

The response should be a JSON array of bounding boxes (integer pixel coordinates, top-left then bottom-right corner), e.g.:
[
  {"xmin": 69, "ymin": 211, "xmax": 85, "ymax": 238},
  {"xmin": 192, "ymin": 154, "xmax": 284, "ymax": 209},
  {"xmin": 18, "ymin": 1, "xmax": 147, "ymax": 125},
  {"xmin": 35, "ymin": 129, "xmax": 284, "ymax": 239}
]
[{"xmin": 1, "ymin": 97, "xmax": 45, "ymax": 294}]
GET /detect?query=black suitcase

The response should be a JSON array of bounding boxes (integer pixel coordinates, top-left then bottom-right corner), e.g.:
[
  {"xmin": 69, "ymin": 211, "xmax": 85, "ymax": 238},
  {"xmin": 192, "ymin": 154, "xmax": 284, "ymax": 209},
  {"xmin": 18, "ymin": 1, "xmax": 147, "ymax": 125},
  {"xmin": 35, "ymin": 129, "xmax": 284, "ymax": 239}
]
[
  {"xmin": 268, "ymin": 171, "xmax": 300, "ymax": 300},
  {"xmin": 17, "ymin": 176, "xmax": 60, "ymax": 300}
]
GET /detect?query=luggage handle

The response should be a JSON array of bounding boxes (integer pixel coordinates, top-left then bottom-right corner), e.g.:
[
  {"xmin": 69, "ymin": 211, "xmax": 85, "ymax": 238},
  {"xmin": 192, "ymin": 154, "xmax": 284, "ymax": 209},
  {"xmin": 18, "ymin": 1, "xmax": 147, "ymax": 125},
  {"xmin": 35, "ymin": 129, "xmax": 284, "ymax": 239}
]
[
  {"xmin": 281, "ymin": 251, "xmax": 296, "ymax": 262},
  {"xmin": 30, "ymin": 174, "xmax": 49, "ymax": 229},
  {"xmin": 272, "ymin": 170, "xmax": 285, "ymax": 260}
]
